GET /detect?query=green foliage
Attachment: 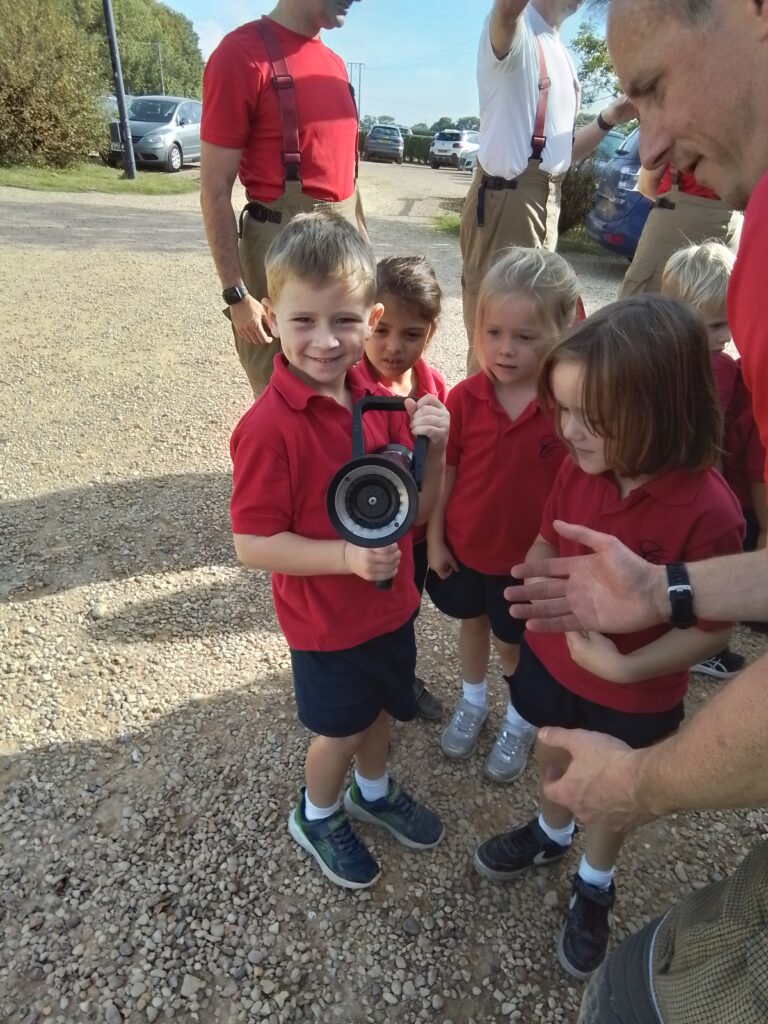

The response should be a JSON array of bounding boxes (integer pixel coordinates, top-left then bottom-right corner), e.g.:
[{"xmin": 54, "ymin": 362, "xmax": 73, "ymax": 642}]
[
  {"xmin": 456, "ymin": 116, "xmax": 480, "ymax": 131},
  {"xmin": 0, "ymin": 161, "xmax": 199, "ymax": 194},
  {"xmin": 377, "ymin": 114, "xmax": 396, "ymax": 125},
  {"xmin": 558, "ymin": 157, "xmax": 601, "ymax": 235},
  {"xmin": 429, "ymin": 116, "xmax": 456, "ymax": 134},
  {"xmin": 404, "ymin": 135, "xmax": 432, "ymax": 164},
  {"xmin": 571, "ymin": 21, "xmax": 620, "ymax": 105},
  {"xmin": 410, "ymin": 122, "xmax": 430, "ymax": 134},
  {"xmin": 0, "ymin": 0, "xmax": 106, "ymax": 167}
]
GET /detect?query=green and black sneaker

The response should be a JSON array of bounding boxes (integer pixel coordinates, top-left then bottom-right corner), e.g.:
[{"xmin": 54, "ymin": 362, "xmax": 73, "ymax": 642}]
[
  {"xmin": 344, "ymin": 779, "xmax": 444, "ymax": 850},
  {"xmin": 288, "ymin": 788, "xmax": 381, "ymax": 889}
]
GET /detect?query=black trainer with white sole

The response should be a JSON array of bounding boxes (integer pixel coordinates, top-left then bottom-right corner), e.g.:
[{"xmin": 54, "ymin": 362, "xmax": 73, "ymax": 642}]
[
  {"xmin": 692, "ymin": 647, "xmax": 746, "ymax": 680},
  {"xmin": 557, "ymin": 874, "xmax": 616, "ymax": 980},
  {"xmin": 473, "ymin": 817, "xmax": 573, "ymax": 881}
]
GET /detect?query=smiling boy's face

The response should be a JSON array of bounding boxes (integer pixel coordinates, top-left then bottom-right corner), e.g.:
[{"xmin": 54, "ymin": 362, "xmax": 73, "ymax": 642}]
[{"xmin": 264, "ymin": 275, "xmax": 382, "ymax": 396}]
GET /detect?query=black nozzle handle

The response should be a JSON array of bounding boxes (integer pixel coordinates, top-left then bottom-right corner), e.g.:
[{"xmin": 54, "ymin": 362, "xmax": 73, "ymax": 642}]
[
  {"xmin": 352, "ymin": 395, "xmax": 407, "ymax": 458},
  {"xmin": 375, "ymin": 578, "xmax": 394, "ymax": 591}
]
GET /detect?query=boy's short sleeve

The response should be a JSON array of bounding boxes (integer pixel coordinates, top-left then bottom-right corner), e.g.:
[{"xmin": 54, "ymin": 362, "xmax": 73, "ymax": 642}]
[{"xmin": 230, "ymin": 424, "xmax": 293, "ymax": 536}]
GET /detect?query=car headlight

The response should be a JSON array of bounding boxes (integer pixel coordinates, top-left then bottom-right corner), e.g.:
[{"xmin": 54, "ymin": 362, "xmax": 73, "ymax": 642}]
[
  {"xmin": 141, "ymin": 133, "xmax": 167, "ymax": 147},
  {"xmin": 618, "ymin": 169, "xmax": 640, "ymax": 191}
]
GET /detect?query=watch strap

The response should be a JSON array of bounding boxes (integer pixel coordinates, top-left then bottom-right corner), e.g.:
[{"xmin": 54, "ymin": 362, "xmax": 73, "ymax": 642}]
[
  {"xmin": 665, "ymin": 562, "xmax": 696, "ymax": 629},
  {"xmin": 596, "ymin": 111, "xmax": 614, "ymax": 132}
]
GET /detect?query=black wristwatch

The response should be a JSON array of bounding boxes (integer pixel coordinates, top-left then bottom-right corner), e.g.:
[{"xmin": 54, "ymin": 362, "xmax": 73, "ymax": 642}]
[
  {"xmin": 596, "ymin": 111, "xmax": 615, "ymax": 132},
  {"xmin": 222, "ymin": 284, "xmax": 249, "ymax": 305},
  {"xmin": 665, "ymin": 563, "xmax": 696, "ymax": 629}
]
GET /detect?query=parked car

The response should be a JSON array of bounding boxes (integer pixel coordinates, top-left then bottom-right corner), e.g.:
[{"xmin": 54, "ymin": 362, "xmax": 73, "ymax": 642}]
[
  {"xmin": 108, "ymin": 95, "xmax": 202, "ymax": 172},
  {"xmin": 585, "ymin": 127, "xmax": 653, "ymax": 259},
  {"xmin": 461, "ymin": 127, "xmax": 623, "ymax": 175},
  {"xmin": 429, "ymin": 129, "xmax": 480, "ymax": 169},
  {"xmin": 397, "ymin": 125, "xmax": 413, "ymax": 139},
  {"xmin": 362, "ymin": 124, "xmax": 404, "ymax": 164}
]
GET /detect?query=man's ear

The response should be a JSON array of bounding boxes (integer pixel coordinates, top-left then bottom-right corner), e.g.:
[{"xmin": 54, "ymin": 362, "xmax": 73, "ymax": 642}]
[
  {"xmin": 262, "ymin": 296, "xmax": 279, "ymax": 337},
  {"xmin": 367, "ymin": 302, "xmax": 385, "ymax": 334}
]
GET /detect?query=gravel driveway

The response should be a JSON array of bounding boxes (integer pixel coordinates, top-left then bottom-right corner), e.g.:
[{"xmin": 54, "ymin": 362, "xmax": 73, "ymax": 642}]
[{"xmin": 1, "ymin": 162, "xmax": 765, "ymax": 1024}]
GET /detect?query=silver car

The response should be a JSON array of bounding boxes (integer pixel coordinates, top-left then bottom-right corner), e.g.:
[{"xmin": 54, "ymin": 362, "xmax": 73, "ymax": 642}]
[{"xmin": 108, "ymin": 95, "xmax": 202, "ymax": 172}]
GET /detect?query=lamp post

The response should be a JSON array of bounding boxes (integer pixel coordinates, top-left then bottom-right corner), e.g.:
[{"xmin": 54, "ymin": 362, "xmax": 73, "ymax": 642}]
[{"xmin": 102, "ymin": 0, "xmax": 136, "ymax": 179}]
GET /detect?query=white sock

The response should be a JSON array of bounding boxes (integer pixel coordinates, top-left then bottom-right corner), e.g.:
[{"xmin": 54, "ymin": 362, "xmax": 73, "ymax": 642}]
[
  {"xmin": 303, "ymin": 791, "xmax": 341, "ymax": 822},
  {"xmin": 538, "ymin": 812, "xmax": 575, "ymax": 847},
  {"xmin": 462, "ymin": 679, "xmax": 487, "ymax": 708},
  {"xmin": 577, "ymin": 855, "xmax": 615, "ymax": 891},
  {"xmin": 505, "ymin": 702, "xmax": 534, "ymax": 733},
  {"xmin": 355, "ymin": 769, "xmax": 389, "ymax": 803}
]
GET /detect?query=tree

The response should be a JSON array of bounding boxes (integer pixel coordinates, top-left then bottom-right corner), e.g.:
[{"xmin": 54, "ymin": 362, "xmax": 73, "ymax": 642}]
[
  {"xmin": 429, "ymin": 116, "xmax": 455, "ymax": 134},
  {"xmin": 456, "ymin": 116, "xmax": 480, "ymax": 131},
  {"xmin": 0, "ymin": 0, "xmax": 105, "ymax": 167},
  {"xmin": 570, "ymin": 20, "xmax": 620, "ymax": 106},
  {"xmin": 360, "ymin": 114, "xmax": 376, "ymax": 132},
  {"xmin": 377, "ymin": 114, "xmax": 396, "ymax": 124},
  {"xmin": 410, "ymin": 122, "xmax": 430, "ymax": 135}
]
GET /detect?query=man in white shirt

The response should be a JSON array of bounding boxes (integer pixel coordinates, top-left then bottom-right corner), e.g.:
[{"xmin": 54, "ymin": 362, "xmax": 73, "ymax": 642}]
[{"xmin": 461, "ymin": 0, "xmax": 633, "ymax": 358}]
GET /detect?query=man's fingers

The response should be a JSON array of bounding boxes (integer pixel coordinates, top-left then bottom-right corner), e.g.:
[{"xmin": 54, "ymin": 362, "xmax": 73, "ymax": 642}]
[
  {"xmin": 505, "ymin": 579, "xmax": 567, "ymax": 601},
  {"xmin": 521, "ymin": 612, "xmax": 582, "ymax": 633},
  {"xmin": 552, "ymin": 520, "xmax": 613, "ymax": 553}
]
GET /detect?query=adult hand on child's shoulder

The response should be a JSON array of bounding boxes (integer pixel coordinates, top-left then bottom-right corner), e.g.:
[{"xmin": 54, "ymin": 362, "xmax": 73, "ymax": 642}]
[
  {"xmin": 405, "ymin": 395, "xmax": 449, "ymax": 452},
  {"xmin": 565, "ymin": 630, "xmax": 634, "ymax": 684}
]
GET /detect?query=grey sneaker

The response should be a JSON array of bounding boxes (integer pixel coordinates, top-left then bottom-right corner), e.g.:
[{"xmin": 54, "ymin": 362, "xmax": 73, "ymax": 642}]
[
  {"xmin": 440, "ymin": 697, "xmax": 488, "ymax": 759},
  {"xmin": 483, "ymin": 721, "xmax": 536, "ymax": 783}
]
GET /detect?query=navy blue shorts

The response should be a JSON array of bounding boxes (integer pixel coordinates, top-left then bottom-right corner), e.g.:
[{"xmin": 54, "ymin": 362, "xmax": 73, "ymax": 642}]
[
  {"xmin": 290, "ymin": 617, "xmax": 417, "ymax": 738},
  {"xmin": 508, "ymin": 639, "xmax": 684, "ymax": 750},
  {"xmin": 425, "ymin": 561, "xmax": 524, "ymax": 645}
]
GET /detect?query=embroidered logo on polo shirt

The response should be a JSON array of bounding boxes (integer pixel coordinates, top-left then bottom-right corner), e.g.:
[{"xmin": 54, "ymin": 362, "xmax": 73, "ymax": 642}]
[
  {"xmin": 639, "ymin": 540, "xmax": 669, "ymax": 565},
  {"xmin": 539, "ymin": 435, "xmax": 562, "ymax": 460}
]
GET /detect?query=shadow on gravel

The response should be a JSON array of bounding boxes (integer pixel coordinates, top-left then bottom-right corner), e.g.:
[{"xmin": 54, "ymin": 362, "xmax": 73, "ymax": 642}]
[{"xmin": 1, "ymin": 472, "xmax": 235, "ymax": 602}]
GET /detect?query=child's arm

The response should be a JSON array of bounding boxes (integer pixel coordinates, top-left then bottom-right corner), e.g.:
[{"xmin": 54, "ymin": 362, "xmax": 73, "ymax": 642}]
[
  {"xmin": 750, "ymin": 482, "xmax": 768, "ymax": 550},
  {"xmin": 405, "ymin": 395, "xmax": 449, "ymax": 526},
  {"xmin": 566, "ymin": 624, "xmax": 733, "ymax": 684},
  {"xmin": 233, "ymin": 532, "xmax": 401, "ymax": 582},
  {"xmin": 426, "ymin": 465, "xmax": 459, "ymax": 577},
  {"xmin": 526, "ymin": 535, "xmax": 558, "ymax": 577}
]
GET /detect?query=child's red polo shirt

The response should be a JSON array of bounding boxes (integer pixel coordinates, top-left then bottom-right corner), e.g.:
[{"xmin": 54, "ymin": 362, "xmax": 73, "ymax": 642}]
[
  {"xmin": 355, "ymin": 355, "xmax": 449, "ymax": 403},
  {"xmin": 230, "ymin": 356, "xmax": 419, "ymax": 651},
  {"xmin": 527, "ymin": 459, "xmax": 745, "ymax": 713},
  {"xmin": 713, "ymin": 352, "xmax": 766, "ymax": 510},
  {"xmin": 444, "ymin": 372, "xmax": 567, "ymax": 575}
]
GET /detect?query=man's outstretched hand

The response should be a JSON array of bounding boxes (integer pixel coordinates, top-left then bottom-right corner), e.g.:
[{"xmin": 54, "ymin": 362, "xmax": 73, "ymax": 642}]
[{"xmin": 505, "ymin": 521, "xmax": 668, "ymax": 634}]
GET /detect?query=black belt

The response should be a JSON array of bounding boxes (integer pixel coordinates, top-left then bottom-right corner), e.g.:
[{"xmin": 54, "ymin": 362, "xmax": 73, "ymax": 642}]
[
  {"xmin": 238, "ymin": 201, "xmax": 283, "ymax": 237},
  {"xmin": 477, "ymin": 175, "xmax": 519, "ymax": 227},
  {"xmin": 655, "ymin": 196, "xmax": 676, "ymax": 210}
]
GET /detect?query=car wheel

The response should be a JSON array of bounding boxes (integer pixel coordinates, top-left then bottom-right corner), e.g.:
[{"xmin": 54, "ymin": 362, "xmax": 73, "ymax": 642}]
[
  {"xmin": 429, "ymin": 159, "xmax": 440, "ymax": 170},
  {"xmin": 451, "ymin": 155, "xmax": 459, "ymax": 168},
  {"xmin": 106, "ymin": 154, "xmax": 120, "ymax": 168},
  {"xmin": 396, "ymin": 156, "xmax": 403, "ymax": 165},
  {"xmin": 166, "ymin": 143, "xmax": 183, "ymax": 173}
]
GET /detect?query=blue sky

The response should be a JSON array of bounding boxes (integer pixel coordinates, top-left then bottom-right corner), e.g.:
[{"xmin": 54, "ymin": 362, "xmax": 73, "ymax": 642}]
[{"xmin": 168, "ymin": 0, "xmax": 603, "ymax": 126}]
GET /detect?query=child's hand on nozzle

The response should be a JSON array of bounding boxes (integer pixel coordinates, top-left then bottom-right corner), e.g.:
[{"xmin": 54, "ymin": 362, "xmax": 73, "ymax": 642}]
[
  {"xmin": 405, "ymin": 395, "xmax": 449, "ymax": 452},
  {"xmin": 343, "ymin": 542, "xmax": 401, "ymax": 582},
  {"xmin": 427, "ymin": 539, "xmax": 459, "ymax": 580}
]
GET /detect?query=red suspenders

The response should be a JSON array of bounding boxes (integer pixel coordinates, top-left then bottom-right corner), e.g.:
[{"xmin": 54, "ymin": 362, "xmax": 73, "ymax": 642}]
[{"xmin": 255, "ymin": 17, "xmax": 302, "ymax": 184}]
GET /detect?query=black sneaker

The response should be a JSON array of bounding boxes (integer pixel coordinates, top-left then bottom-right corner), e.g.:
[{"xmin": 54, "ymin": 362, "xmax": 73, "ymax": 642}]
[
  {"xmin": 473, "ymin": 817, "xmax": 573, "ymax": 881},
  {"xmin": 692, "ymin": 647, "xmax": 746, "ymax": 680},
  {"xmin": 743, "ymin": 621, "xmax": 768, "ymax": 635},
  {"xmin": 288, "ymin": 788, "xmax": 380, "ymax": 889},
  {"xmin": 414, "ymin": 677, "xmax": 444, "ymax": 721},
  {"xmin": 344, "ymin": 779, "xmax": 443, "ymax": 849},
  {"xmin": 557, "ymin": 874, "xmax": 616, "ymax": 980}
]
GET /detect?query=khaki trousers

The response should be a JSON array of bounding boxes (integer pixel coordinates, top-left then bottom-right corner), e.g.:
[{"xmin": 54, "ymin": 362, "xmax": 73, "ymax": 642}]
[
  {"xmin": 235, "ymin": 181, "xmax": 367, "ymax": 395},
  {"xmin": 460, "ymin": 160, "xmax": 563, "ymax": 366},
  {"xmin": 619, "ymin": 190, "xmax": 742, "ymax": 298}
]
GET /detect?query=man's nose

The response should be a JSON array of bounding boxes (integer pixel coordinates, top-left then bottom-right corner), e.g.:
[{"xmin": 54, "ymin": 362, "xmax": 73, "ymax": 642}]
[{"xmin": 638, "ymin": 122, "xmax": 674, "ymax": 173}]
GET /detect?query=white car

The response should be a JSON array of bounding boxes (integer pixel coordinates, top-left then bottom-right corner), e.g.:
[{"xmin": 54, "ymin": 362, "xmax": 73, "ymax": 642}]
[{"xmin": 429, "ymin": 129, "xmax": 480, "ymax": 169}]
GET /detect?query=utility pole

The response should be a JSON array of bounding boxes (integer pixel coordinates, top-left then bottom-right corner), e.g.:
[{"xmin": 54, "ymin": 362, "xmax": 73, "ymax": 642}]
[
  {"xmin": 347, "ymin": 62, "xmax": 365, "ymax": 122},
  {"xmin": 102, "ymin": 0, "xmax": 136, "ymax": 179},
  {"xmin": 157, "ymin": 41, "xmax": 165, "ymax": 95}
]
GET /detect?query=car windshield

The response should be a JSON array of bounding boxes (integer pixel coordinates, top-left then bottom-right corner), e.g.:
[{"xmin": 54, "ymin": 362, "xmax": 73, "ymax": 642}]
[
  {"xmin": 595, "ymin": 132, "xmax": 626, "ymax": 162},
  {"xmin": 372, "ymin": 126, "xmax": 401, "ymax": 138},
  {"xmin": 128, "ymin": 99, "xmax": 177, "ymax": 123},
  {"xmin": 615, "ymin": 128, "xmax": 640, "ymax": 158},
  {"xmin": 437, "ymin": 131, "xmax": 461, "ymax": 142}
]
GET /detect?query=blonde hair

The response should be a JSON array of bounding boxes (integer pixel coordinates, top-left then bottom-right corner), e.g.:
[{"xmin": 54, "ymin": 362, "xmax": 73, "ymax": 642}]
[
  {"xmin": 474, "ymin": 247, "xmax": 580, "ymax": 368},
  {"xmin": 661, "ymin": 240, "xmax": 735, "ymax": 319},
  {"xmin": 265, "ymin": 211, "xmax": 377, "ymax": 303}
]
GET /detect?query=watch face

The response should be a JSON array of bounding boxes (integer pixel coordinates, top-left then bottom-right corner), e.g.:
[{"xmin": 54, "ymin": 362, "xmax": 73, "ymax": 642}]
[{"xmin": 223, "ymin": 286, "xmax": 246, "ymax": 305}]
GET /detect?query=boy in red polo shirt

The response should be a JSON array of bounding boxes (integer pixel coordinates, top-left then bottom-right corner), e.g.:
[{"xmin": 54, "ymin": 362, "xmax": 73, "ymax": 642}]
[
  {"xmin": 474, "ymin": 296, "xmax": 743, "ymax": 981},
  {"xmin": 229, "ymin": 212, "xmax": 450, "ymax": 890},
  {"xmin": 426, "ymin": 248, "xmax": 578, "ymax": 783}
]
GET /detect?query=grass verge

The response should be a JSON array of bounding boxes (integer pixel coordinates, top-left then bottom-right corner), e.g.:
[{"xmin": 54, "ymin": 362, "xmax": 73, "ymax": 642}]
[
  {"xmin": 0, "ymin": 163, "xmax": 199, "ymax": 195},
  {"xmin": 434, "ymin": 212, "xmax": 460, "ymax": 236},
  {"xmin": 434, "ymin": 215, "xmax": 612, "ymax": 259}
]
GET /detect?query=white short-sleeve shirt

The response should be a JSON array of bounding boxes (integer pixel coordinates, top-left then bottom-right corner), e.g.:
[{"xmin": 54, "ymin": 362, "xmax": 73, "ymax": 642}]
[{"xmin": 477, "ymin": 6, "xmax": 580, "ymax": 179}]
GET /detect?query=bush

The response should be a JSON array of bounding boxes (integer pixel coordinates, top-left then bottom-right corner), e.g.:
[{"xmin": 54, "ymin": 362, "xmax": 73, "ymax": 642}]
[
  {"xmin": 404, "ymin": 135, "xmax": 431, "ymax": 164},
  {"xmin": 558, "ymin": 157, "xmax": 600, "ymax": 235},
  {"xmin": 0, "ymin": 0, "xmax": 106, "ymax": 168}
]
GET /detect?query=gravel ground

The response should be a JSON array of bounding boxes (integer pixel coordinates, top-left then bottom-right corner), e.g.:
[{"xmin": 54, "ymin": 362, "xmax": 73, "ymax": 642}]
[{"xmin": 1, "ymin": 162, "xmax": 766, "ymax": 1024}]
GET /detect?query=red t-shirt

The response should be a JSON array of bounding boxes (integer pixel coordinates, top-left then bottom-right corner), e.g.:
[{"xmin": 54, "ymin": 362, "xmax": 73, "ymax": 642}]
[
  {"xmin": 713, "ymin": 351, "xmax": 766, "ymax": 508},
  {"xmin": 527, "ymin": 460, "xmax": 744, "ymax": 713},
  {"xmin": 201, "ymin": 18, "xmax": 357, "ymax": 203},
  {"xmin": 230, "ymin": 356, "xmax": 419, "ymax": 650},
  {"xmin": 658, "ymin": 166, "xmax": 719, "ymax": 201},
  {"xmin": 444, "ymin": 373, "xmax": 567, "ymax": 575},
  {"xmin": 729, "ymin": 169, "xmax": 768, "ymax": 485}
]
